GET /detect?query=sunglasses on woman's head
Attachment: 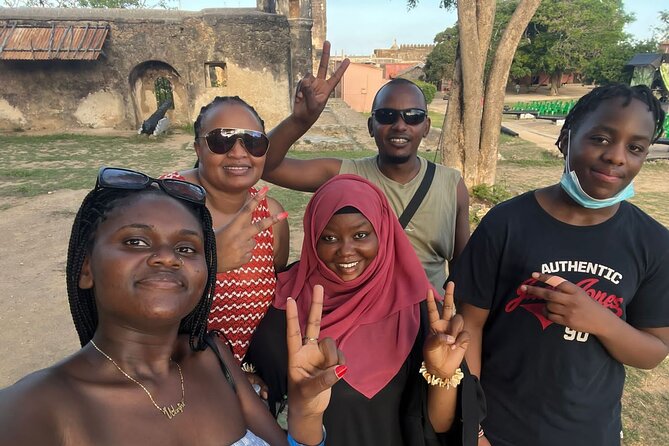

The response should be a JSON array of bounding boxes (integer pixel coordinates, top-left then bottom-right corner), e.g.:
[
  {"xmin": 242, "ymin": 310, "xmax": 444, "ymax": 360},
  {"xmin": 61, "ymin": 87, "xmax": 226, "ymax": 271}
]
[
  {"xmin": 96, "ymin": 167, "xmax": 206, "ymax": 205},
  {"xmin": 372, "ymin": 108, "xmax": 427, "ymax": 126},
  {"xmin": 198, "ymin": 128, "xmax": 270, "ymax": 157}
]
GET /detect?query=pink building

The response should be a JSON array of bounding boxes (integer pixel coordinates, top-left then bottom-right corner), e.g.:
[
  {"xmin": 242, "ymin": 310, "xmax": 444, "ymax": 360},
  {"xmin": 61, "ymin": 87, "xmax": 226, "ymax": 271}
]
[{"xmin": 337, "ymin": 63, "xmax": 388, "ymax": 112}]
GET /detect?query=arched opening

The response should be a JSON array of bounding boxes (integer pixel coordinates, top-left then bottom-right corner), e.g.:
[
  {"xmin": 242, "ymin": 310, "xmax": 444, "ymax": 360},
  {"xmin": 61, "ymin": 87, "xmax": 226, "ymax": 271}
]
[
  {"xmin": 128, "ymin": 61, "xmax": 189, "ymax": 127},
  {"xmin": 154, "ymin": 77, "xmax": 175, "ymax": 109}
]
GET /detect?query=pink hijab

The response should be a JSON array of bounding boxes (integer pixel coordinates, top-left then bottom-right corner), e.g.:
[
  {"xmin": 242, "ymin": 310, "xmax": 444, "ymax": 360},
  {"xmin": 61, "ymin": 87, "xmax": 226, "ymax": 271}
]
[{"xmin": 274, "ymin": 174, "xmax": 439, "ymax": 398}]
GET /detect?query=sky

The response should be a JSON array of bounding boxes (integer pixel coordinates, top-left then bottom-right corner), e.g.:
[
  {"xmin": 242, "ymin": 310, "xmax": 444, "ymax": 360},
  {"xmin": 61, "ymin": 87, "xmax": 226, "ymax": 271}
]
[{"xmin": 188, "ymin": 0, "xmax": 665, "ymax": 56}]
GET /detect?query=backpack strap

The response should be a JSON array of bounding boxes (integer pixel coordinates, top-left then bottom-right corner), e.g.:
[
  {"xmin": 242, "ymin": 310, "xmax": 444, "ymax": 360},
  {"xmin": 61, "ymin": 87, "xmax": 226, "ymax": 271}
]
[
  {"xmin": 204, "ymin": 332, "xmax": 237, "ymax": 394},
  {"xmin": 398, "ymin": 160, "xmax": 436, "ymax": 229}
]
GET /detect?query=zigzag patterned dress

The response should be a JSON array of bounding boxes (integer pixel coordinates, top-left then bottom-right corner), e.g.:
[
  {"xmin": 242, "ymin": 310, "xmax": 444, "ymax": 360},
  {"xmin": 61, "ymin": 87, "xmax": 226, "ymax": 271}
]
[{"xmin": 162, "ymin": 173, "xmax": 276, "ymax": 362}]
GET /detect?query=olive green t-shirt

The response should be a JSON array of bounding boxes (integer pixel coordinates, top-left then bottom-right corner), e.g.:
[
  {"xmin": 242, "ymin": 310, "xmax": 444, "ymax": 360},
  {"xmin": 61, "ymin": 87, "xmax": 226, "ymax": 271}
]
[{"xmin": 340, "ymin": 156, "xmax": 460, "ymax": 290}]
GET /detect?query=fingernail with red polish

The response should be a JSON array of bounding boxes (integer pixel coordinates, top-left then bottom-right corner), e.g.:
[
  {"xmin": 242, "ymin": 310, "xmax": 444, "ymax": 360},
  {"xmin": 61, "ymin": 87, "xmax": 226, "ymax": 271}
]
[
  {"xmin": 259, "ymin": 186, "xmax": 269, "ymax": 195},
  {"xmin": 277, "ymin": 211, "xmax": 289, "ymax": 220},
  {"xmin": 335, "ymin": 365, "xmax": 348, "ymax": 379}
]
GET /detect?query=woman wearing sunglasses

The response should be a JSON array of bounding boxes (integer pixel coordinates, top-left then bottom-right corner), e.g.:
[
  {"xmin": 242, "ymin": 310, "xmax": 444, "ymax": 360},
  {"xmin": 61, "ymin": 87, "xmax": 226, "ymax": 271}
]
[
  {"xmin": 160, "ymin": 44, "xmax": 346, "ymax": 368},
  {"xmin": 0, "ymin": 167, "xmax": 345, "ymax": 445},
  {"xmin": 162, "ymin": 96, "xmax": 290, "ymax": 367}
]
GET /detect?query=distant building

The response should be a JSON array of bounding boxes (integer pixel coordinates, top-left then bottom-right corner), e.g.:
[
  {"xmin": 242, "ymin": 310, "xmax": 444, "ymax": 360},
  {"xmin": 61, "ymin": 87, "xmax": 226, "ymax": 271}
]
[
  {"xmin": 373, "ymin": 39, "xmax": 434, "ymax": 63},
  {"xmin": 331, "ymin": 40, "xmax": 433, "ymax": 112}
]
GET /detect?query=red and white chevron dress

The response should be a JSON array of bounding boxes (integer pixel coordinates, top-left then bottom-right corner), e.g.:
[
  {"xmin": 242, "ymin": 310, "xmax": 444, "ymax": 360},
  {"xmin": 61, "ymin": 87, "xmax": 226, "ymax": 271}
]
[{"xmin": 161, "ymin": 173, "xmax": 276, "ymax": 362}]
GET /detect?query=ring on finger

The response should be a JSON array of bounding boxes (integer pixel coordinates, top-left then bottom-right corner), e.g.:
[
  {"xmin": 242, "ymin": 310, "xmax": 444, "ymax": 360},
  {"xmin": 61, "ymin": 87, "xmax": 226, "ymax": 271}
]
[{"xmin": 302, "ymin": 336, "xmax": 319, "ymax": 344}]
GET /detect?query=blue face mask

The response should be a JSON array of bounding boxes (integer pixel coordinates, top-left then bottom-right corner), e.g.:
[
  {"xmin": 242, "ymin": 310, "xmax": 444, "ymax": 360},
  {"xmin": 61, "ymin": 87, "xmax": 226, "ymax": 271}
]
[{"xmin": 559, "ymin": 129, "xmax": 634, "ymax": 209}]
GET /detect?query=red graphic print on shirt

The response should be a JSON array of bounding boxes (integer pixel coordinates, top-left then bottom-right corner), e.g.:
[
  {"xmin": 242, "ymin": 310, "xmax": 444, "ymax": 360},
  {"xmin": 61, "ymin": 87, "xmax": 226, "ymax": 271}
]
[{"xmin": 505, "ymin": 277, "xmax": 624, "ymax": 329}]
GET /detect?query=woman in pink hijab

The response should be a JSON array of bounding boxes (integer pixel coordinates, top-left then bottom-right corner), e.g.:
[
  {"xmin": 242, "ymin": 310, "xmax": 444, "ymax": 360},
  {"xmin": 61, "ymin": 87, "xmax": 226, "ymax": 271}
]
[{"xmin": 246, "ymin": 175, "xmax": 483, "ymax": 446}]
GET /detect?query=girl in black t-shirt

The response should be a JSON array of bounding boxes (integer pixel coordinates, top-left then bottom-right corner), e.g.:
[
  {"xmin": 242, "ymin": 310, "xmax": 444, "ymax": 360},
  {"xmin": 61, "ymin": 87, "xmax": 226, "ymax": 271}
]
[{"xmin": 454, "ymin": 84, "xmax": 669, "ymax": 446}]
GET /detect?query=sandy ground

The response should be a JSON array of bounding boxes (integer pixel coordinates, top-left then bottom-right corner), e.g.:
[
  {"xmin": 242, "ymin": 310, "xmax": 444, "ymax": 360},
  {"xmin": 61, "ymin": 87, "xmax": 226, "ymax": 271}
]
[{"xmin": 0, "ymin": 190, "xmax": 86, "ymax": 386}]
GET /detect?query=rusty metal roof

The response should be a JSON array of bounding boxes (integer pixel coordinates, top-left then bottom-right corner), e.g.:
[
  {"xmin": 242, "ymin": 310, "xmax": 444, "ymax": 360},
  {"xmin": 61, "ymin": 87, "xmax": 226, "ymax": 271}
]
[{"xmin": 0, "ymin": 22, "xmax": 109, "ymax": 61}]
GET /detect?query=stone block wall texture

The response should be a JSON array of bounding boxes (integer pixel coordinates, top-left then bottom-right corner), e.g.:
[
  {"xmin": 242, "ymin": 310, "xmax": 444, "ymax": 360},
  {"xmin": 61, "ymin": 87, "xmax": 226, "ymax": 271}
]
[
  {"xmin": 374, "ymin": 44, "xmax": 435, "ymax": 63},
  {"xmin": 0, "ymin": 8, "xmax": 294, "ymax": 131}
]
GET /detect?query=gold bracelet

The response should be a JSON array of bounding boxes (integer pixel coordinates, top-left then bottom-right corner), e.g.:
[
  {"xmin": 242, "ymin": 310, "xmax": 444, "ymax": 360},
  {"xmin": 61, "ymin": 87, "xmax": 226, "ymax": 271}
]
[{"xmin": 419, "ymin": 361, "xmax": 464, "ymax": 389}]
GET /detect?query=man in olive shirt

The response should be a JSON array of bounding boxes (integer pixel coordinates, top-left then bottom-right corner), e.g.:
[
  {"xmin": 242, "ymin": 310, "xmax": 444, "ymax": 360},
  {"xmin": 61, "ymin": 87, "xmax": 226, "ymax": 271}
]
[{"xmin": 264, "ymin": 78, "xmax": 469, "ymax": 290}]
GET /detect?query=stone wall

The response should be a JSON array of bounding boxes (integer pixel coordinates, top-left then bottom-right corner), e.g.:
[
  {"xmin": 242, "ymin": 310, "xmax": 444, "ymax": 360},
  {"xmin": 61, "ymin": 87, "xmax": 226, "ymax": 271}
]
[
  {"xmin": 0, "ymin": 8, "xmax": 294, "ymax": 131},
  {"xmin": 374, "ymin": 44, "xmax": 435, "ymax": 63}
]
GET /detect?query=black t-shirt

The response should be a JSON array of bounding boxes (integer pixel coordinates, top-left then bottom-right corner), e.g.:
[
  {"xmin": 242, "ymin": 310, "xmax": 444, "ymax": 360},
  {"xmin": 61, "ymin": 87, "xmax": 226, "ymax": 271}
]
[
  {"xmin": 246, "ymin": 302, "xmax": 483, "ymax": 446},
  {"xmin": 451, "ymin": 191, "xmax": 669, "ymax": 446}
]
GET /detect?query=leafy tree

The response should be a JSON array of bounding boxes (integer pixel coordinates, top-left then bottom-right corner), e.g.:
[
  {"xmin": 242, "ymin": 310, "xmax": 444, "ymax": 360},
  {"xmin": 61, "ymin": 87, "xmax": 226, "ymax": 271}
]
[
  {"xmin": 514, "ymin": 0, "xmax": 633, "ymax": 95},
  {"xmin": 414, "ymin": 80, "xmax": 438, "ymax": 104},
  {"xmin": 581, "ymin": 39, "xmax": 659, "ymax": 85},
  {"xmin": 409, "ymin": 0, "xmax": 542, "ymax": 187},
  {"xmin": 657, "ymin": 10, "xmax": 669, "ymax": 41},
  {"xmin": 424, "ymin": 26, "xmax": 458, "ymax": 85}
]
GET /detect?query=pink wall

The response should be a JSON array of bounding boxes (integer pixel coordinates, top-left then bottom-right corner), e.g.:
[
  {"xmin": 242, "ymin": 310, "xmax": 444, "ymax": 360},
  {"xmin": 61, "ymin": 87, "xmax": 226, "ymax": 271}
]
[
  {"xmin": 384, "ymin": 63, "xmax": 415, "ymax": 79},
  {"xmin": 339, "ymin": 63, "xmax": 389, "ymax": 112}
]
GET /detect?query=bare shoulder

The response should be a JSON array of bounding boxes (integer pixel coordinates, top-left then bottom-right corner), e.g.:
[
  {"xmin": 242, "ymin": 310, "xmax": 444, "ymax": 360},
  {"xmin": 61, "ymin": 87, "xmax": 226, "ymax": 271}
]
[
  {"xmin": 266, "ymin": 196, "xmax": 286, "ymax": 214},
  {"xmin": 177, "ymin": 169, "xmax": 200, "ymax": 185},
  {"xmin": 0, "ymin": 366, "xmax": 72, "ymax": 445}
]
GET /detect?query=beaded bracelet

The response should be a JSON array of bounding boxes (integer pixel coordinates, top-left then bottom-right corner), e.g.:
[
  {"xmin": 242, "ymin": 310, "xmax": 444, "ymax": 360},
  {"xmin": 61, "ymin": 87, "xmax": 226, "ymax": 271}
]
[
  {"xmin": 419, "ymin": 361, "xmax": 464, "ymax": 389},
  {"xmin": 287, "ymin": 426, "xmax": 326, "ymax": 446}
]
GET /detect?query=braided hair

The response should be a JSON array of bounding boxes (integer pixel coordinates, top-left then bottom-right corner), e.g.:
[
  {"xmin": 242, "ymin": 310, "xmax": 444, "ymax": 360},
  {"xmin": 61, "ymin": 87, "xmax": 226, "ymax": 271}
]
[
  {"xmin": 66, "ymin": 187, "xmax": 217, "ymax": 351},
  {"xmin": 557, "ymin": 84, "xmax": 666, "ymax": 150},
  {"xmin": 194, "ymin": 96, "xmax": 265, "ymax": 141}
]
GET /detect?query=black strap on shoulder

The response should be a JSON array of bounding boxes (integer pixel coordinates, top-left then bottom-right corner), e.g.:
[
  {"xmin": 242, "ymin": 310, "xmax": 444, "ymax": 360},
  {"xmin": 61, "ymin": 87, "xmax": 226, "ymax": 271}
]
[
  {"xmin": 398, "ymin": 160, "xmax": 436, "ymax": 229},
  {"xmin": 204, "ymin": 332, "xmax": 237, "ymax": 394}
]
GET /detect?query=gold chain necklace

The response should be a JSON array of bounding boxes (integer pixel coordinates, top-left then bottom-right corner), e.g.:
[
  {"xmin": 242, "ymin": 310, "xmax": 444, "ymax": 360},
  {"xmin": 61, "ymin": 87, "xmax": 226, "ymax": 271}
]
[{"xmin": 90, "ymin": 340, "xmax": 186, "ymax": 419}]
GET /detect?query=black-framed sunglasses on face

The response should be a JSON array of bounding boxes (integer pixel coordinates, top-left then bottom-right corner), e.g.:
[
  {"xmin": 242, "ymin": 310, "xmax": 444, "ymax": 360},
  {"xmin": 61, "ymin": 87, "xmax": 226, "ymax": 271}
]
[
  {"xmin": 372, "ymin": 108, "xmax": 427, "ymax": 126},
  {"xmin": 198, "ymin": 128, "xmax": 270, "ymax": 158},
  {"xmin": 96, "ymin": 167, "xmax": 206, "ymax": 205}
]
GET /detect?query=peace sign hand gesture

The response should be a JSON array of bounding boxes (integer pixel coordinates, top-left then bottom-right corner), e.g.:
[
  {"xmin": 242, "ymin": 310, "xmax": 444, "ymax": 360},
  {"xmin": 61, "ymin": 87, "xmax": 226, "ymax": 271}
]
[
  {"xmin": 292, "ymin": 41, "xmax": 350, "ymax": 126},
  {"xmin": 214, "ymin": 186, "xmax": 287, "ymax": 272},
  {"xmin": 423, "ymin": 282, "xmax": 470, "ymax": 380},
  {"xmin": 286, "ymin": 285, "xmax": 346, "ymax": 417}
]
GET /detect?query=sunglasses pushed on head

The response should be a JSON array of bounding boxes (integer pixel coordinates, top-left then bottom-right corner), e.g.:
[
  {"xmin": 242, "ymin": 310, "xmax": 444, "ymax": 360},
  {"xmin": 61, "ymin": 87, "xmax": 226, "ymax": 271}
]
[{"xmin": 96, "ymin": 167, "xmax": 206, "ymax": 205}]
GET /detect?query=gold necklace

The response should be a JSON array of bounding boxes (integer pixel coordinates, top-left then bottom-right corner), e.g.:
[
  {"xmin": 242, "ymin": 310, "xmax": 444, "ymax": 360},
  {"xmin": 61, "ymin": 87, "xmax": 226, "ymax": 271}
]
[{"xmin": 90, "ymin": 340, "xmax": 186, "ymax": 419}]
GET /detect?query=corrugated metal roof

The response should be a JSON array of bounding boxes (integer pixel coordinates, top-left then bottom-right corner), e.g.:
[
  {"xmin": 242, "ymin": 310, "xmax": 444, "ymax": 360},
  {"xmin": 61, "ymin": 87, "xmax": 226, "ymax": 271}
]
[
  {"xmin": 0, "ymin": 22, "xmax": 109, "ymax": 61},
  {"xmin": 626, "ymin": 53, "xmax": 663, "ymax": 68}
]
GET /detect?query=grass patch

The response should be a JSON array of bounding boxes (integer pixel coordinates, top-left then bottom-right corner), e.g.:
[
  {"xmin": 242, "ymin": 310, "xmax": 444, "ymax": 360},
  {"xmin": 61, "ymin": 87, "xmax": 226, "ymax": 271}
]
[
  {"xmin": 428, "ymin": 110, "xmax": 445, "ymax": 129},
  {"xmin": 471, "ymin": 183, "xmax": 513, "ymax": 205}
]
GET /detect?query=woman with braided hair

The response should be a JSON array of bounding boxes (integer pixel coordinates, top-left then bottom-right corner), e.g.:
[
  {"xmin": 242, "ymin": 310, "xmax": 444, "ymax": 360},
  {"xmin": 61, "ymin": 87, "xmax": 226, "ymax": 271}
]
[
  {"xmin": 452, "ymin": 84, "xmax": 669, "ymax": 446},
  {"xmin": 0, "ymin": 167, "xmax": 345, "ymax": 445}
]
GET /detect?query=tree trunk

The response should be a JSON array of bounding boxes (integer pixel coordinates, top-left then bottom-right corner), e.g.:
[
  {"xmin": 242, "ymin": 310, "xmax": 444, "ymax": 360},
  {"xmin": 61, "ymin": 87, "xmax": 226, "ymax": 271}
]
[
  {"xmin": 439, "ymin": 0, "xmax": 542, "ymax": 187},
  {"xmin": 550, "ymin": 70, "xmax": 562, "ymax": 96},
  {"xmin": 478, "ymin": 0, "xmax": 542, "ymax": 185}
]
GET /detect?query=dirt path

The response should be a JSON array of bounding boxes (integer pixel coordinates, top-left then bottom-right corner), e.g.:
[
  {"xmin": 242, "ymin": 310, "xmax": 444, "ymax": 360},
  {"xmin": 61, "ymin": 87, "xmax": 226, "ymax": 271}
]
[{"xmin": 0, "ymin": 190, "xmax": 86, "ymax": 386}]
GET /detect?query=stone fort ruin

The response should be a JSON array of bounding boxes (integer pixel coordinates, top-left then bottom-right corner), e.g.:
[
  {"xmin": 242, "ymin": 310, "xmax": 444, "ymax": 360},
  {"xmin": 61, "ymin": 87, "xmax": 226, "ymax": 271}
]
[{"xmin": 0, "ymin": 1, "xmax": 326, "ymax": 131}]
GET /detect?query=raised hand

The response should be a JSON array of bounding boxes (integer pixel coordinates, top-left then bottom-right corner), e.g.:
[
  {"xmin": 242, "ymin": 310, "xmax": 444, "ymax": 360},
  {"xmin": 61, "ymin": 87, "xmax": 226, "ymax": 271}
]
[
  {"xmin": 292, "ymin": 41, "xmax": 350, "ymax": 126},
  {"xmin": 522, "ymin": 272, "xmax": 612, "ymax": 335},
  {"xmin": 423, "ymin": 282, "xmax": 470, "ymax": 380},
  {"xmin": 214, "ymin": 186, "xmax": 287, "ymax": 272},
  {"xmin": 286, "ymin": 284, "xmax": 346, "ymax": 417}
]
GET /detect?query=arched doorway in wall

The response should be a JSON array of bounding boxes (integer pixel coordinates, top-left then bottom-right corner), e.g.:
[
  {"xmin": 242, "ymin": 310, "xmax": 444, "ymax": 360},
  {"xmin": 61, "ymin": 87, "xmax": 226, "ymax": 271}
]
[{"xmin": 129, "ymin": 61, "xmax": 189, "ymax": 127}]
